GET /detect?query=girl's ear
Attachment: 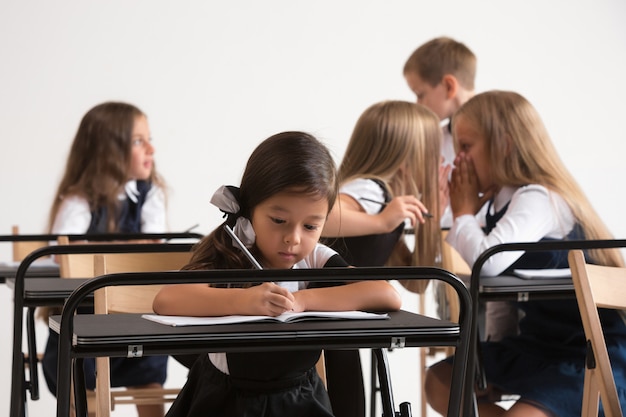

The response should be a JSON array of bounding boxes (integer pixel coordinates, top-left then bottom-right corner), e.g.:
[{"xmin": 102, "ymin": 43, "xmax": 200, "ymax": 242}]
[{"xmin": 442, "ymin": 74, "xmax": 459, "ymax": 100}]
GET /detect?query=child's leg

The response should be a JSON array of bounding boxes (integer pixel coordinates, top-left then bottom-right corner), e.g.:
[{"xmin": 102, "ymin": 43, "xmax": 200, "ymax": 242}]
[{"xmin": 424, "ymin": 360, "xmax": 453, "ymax": 415}]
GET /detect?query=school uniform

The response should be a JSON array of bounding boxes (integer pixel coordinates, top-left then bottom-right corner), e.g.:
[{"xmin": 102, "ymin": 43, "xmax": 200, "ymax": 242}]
[
  {"xmin": 42, "ymin": 180, "xmax": 169, "ymax": 394},
  {"xmin": 446, "ymin": 184, "xmax": 626, "ymax": 417},
  {"xmin": 165, "ymin": 244, "xmax": 348, "ymax": 417},
  {"xmin": 327, "ymin": 178, "xmax": 404, "ymax": 266},
  {"xmin": 322, "ymin": 178, "xmax": 403, "ymax": 417}
]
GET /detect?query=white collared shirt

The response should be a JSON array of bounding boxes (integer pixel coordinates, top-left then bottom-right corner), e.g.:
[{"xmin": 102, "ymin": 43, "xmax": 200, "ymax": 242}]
[
  {"xmin": 446, "ymin": 185, "xmax": 575, "ymax": 276},
  {"xmin": 51, "ymin": 180, "xmax": 166, "ymax": 234}
]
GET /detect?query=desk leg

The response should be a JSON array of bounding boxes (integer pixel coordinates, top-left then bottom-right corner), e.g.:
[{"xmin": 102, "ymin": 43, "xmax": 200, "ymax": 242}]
[
  {"xmin": 26, "ymin": 307, "xmax": 40, "ymax": 400},
  {"xmin": 369, "ymin": 350, "xmax": 379, "ymax": 417},
  {"xmin": 73, "ymin": 358, "xmax": 88, "ymax": 417},
  {"xmin": 373, "ymin": 349, "xmax": 395, "ymax": 417},
  {"xmin": 10, "ymin": 352, "xmax": 26, "ymax": 417}
]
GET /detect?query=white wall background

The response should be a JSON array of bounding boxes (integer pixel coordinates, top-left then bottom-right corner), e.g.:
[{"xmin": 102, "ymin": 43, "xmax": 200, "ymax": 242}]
[{"xmin": 1, "ymin": 1, "xmax": 625, "ymax": 416}]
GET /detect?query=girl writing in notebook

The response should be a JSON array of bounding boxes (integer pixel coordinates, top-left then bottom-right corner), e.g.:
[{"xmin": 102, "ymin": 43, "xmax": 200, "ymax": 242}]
[
  {"xmin": 320, "ymin": 100, "xmax": 444, "ymax": 417},
  {"xmin": 153, "ymin": 131, "xmax": 402, "ymax": 417},
  {"xmin": 424, "ymin": 91, "xmax": 626, "ymax": 417},
  {"xmin": 42, "ymin": 101, "xmax": 169, "ymax": 417}
]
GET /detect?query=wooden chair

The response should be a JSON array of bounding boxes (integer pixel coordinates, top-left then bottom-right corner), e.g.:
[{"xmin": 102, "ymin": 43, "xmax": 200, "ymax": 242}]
[
  {"xmin": 91, "ymin": 251, "xmax": 191, "ymax": 417},
  {"xmin": 11, "ymin": 225, "xmax": 49, "ymax": 262},
  {"xmin": 56, "ymin": 235, "xmax": 94, "ymax": 278},
  {"xmin": 568, "ymin": 250, "xmax": 625, "ymax": 417},
  {"xmin": 56, "ymin": 240, "xmax": 192, "ymax": 417}
]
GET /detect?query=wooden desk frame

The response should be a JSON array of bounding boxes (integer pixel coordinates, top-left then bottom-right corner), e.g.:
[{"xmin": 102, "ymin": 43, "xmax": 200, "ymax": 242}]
[{"xmin": 54, "ymin": 267, "xmax": 473, "ymax": 417}]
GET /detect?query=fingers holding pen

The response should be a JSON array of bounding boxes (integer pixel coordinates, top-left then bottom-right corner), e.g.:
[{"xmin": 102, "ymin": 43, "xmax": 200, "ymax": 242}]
[
  {"xmin": 384, "ymin": 195, "xmax": 432, "ymax": 228},
  {"xmin": 246, "ymin": 282, "xmax": 295, "ymax": 316}
]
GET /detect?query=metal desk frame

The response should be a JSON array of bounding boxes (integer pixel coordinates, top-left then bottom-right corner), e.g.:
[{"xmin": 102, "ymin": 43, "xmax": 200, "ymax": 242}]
[
  {"xmin": 54, "ymin": 267, "xmax": 474, "ymax": 417},
  {"xmin": 464, "ymin": 238, "xmax": 626, "ymax": 413},
  {"xmin": 9, "ymin": 237, "xmax": 200, "ymax": 417}
]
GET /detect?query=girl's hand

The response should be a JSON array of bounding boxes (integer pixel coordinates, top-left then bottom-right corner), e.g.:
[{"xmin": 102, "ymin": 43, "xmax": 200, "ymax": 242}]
[
  {"xmin": 449, "ymin": 153, "xmax": 483, "ymax": 217},
  {"xmin": 381, "ymin": 195, "xmax": 430, "ymax": 229},
  {"xmin": 242, "ymin": 283, "xmax": 295, "ymax": 316},
  {"xmin": 291, "ymin": 291, "xmax": 307, "ymax": 313}
]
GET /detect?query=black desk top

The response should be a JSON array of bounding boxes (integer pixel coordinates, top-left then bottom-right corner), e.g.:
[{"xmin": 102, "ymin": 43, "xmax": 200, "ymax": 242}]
[
  {"xmin": 478, "ymin": 274, "xmax": 572, "ymax": 295},
  {"xmin": 49, "ymin": 310, "xmax": 459, "ymax": 358},
  {"xmin": 6, "ymin": 277, "xmax": 90, "ymax": 307},
  {"xmin": 0, "ymin": 261, "xmax": 59, "ymax": 281}
]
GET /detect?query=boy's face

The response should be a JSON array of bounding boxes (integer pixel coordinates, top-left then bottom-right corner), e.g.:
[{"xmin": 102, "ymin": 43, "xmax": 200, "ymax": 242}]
[{"xmin": 404, "ymin": 72, "xmax": 453, "ymax": 120}]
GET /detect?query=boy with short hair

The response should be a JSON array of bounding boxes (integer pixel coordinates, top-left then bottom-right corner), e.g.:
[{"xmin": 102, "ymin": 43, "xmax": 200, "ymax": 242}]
[
  {"xmin": 403, "ymin": 37, "xmax": 476, "ymax": 166},
  {"xmin": 404, "ymin": 38, "xmax": 518, "ymax": 344}
]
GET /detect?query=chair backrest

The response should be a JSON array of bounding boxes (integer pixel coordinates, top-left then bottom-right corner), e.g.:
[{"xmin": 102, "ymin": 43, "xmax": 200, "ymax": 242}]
[
  {"xmin": 92, "ymin": 250, "xmax": 192, "ymax": 417},
  {"xmin": 11, "ymin": 225, "xmax": 49, "ymax": 262},
  {"xmin": 568, "ymin": 250, "xmax": 625, "ymax": 417},
  {"xmin": 93, "ymin": 251, "xmax": 192, "ymax": 314},
  {"xmin": 56, "ymin": 236, "xmax": 96, "ymax": 278}
]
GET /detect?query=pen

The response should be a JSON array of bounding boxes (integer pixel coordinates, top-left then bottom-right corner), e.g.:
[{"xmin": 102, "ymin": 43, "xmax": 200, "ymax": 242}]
[
  {"xmin": 183, "ymin": 223, "xmax": 200, "ymax": 233},
  {"xmin": 359, "ymin": 197, "xmax": 433, "ymax": 218},
  {"xmin": 224, "ymin": 225, "xmax": 263, "ymax": 269}
]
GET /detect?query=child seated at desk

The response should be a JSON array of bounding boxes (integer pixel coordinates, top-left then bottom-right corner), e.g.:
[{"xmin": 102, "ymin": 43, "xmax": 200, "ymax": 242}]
[
  {"xmin": 152, "ymin": 131, "xmax": 402, "ymax": 417},
  {"xmin": 42, "ymin": 101, "xmax": 169, "ymax": 417},
  {"xmin": 424, "ymin": 91, "xmax": 626, "ymax": 417}
]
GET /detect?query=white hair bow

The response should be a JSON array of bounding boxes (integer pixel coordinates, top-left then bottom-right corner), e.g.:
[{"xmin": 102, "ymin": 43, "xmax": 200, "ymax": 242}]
[{"xmin": 210, "ymin": 185, "xmax": 256, "ymax": 247}]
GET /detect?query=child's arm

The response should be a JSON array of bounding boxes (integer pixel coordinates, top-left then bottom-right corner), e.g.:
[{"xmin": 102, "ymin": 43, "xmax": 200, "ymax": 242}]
[
  {"xmin": 153, "ymin": 282, "xmax": 296, "ymax": 317},
  {"xmin": 291, "ymin": 280, "xmax": 402, "ymax": 313},
  {"xmin": 323, "ymin": 194, "xmax": 428, "ymax": 237}
]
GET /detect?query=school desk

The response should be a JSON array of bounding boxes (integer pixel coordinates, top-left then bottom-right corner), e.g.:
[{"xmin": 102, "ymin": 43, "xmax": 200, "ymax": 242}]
[
  {"xmin": 9, "ymin": 241, "xmax": 197, "ymax": 417},
  {"xmin": 0, "ymin": 232, "xmax": 202, "ymax": 283},
  {"xmin": 51, "ymin": 266, "xmax": 474, "ymax": 417},
  {"xmin": 465, "ymin": 239, "xmax": 626, "ymax": 406}
]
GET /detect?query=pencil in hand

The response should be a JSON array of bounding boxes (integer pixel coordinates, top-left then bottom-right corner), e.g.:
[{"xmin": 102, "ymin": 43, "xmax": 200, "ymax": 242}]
[{"xmin": 359, "ymin": 197, "xmax": 433, "ymax": 218}]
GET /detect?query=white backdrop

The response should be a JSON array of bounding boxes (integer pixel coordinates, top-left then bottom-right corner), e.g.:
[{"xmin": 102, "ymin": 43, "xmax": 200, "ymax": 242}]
[{"xmin": 1, "ymin": 1, "xmax": 625, "ymax": 416}]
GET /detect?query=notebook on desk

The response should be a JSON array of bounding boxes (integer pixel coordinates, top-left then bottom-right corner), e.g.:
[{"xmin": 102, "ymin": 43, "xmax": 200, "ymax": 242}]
[
  {"xmin": 513, "ymin": 268, "xmax": 571, "ymax": 279},
  {"xmin": 142, "ymin": 310, "xmax": 389, "ymax": 327}
]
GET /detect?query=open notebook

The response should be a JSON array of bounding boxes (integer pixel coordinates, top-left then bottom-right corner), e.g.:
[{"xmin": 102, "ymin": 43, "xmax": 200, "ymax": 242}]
[
  {"xmin": 513, "ymin": 268, "xmax": 571, "ymax": 279},
  {"xmin": 143, "ymin": 310, "xmax": 389, "ymax": 326}
]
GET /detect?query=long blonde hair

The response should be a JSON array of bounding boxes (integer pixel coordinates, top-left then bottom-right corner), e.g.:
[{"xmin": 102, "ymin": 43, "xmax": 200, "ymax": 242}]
[
  {"xmin": 454, "ymin": 90, "xmax": 623, "ymax": 267},
  {"xmin": 339, "ymin": 100, "xmax": 442, "ymax": 267}
]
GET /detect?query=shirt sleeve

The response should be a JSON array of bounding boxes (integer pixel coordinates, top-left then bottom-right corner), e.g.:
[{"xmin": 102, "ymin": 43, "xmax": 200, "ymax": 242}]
[
  {"xmin": 446, "ymin": 185, "xmax": 575, "ymax": 276},
  {"xmin": 51, "ymin": 195, "xmax": 92, "ymax": 234},
  {"xmin": 340, "ymin": 178, "xmax": 386, "ymax": 215},
  {"xmin": 141, "ymin": 185, "xmax": 167, "ymax": 233}
]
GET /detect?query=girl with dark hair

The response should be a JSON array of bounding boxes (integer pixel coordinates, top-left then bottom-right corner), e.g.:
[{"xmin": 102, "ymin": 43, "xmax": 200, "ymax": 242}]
[{"xmin": 153, "ymin": 131, "xmax": 402, "ymax": 417}]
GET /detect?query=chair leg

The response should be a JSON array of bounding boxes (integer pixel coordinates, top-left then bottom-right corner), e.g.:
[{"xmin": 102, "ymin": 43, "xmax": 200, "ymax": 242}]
[{"xmin": 582, "ymin": 367, "xmax": 600, "ymax": 417}]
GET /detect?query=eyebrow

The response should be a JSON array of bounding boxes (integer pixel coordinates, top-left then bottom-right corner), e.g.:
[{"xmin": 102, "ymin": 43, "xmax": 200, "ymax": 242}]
[{"xmin": 267, "ymin": 205, "xmax": 326, "ymax": 221}]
